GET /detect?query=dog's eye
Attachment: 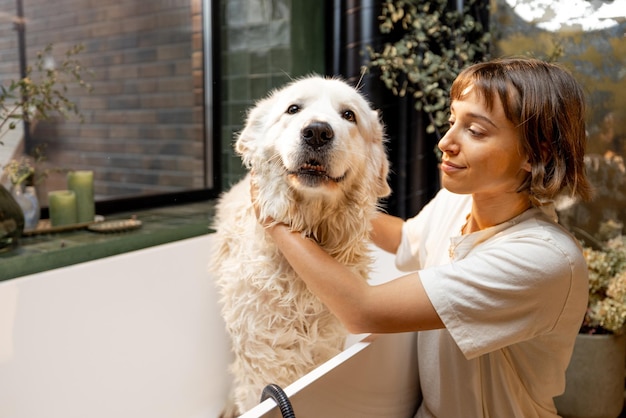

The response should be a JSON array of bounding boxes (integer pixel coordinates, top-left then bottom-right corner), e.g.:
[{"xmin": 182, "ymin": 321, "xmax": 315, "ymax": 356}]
[
  {"xmin": 342, "ymin": 110, "xmax": 356, "ymax": 123},
  {"xmin": 286, "ymin": 104, "xmax": 301, "ymax": 115}
]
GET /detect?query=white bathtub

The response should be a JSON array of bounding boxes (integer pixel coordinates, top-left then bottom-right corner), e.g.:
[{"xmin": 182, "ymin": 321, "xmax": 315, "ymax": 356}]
[{"xmin": 0, "ymin": 234, "xmax": 419, "ymax": 418}]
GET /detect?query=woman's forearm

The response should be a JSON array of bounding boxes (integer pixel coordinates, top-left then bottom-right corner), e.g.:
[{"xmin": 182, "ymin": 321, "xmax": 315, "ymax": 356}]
[
  {"xmin": 265, "ymin": 223, "xmax": 443, "ymax": 334},
  {"xmin": 265, "ymin": 223, "xmax": 368, "ymax": 330},
  {"xmin": 370, "ymin": 212, "xmax": 404, "ymax": 254}
]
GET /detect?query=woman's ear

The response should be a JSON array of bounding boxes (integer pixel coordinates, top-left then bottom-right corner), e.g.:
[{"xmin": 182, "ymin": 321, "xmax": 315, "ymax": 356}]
[
  {"xmin": 522, "ymin": 137, "xmax": 551, "ymax": 173},
  {"xmin": 525, "ymin": 140, "xmax": 553, "ymax": 173}
]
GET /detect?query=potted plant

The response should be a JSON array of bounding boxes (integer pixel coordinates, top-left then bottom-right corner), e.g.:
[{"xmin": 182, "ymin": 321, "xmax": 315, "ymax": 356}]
[
  {"xmin": 553, "ymin": 220, "xmax": 626, "ymax": 418},
  {"xmin": 1, "ymin": 145, "xmax": 52, "ymax": 230},
  {"xmin": 0, "ymin": 43, "xmax": 91, "ymax": 252},
  {"xmin": 582, "ymin": 232, "xmax": 626, "ymax": 335}
]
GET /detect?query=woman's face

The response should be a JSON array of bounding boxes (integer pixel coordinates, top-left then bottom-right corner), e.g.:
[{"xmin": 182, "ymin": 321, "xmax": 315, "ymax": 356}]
[{"xmin": 438, "ymin": 86, "xmax": 531, "ymax": 199}]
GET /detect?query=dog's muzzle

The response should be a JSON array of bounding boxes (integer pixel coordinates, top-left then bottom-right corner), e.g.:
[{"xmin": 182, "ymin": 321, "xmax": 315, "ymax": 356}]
[
  {"xmin": 286, "ymin": 121, "xmax": 346, "ymax": 188},
  {"xmin": 301, "ymin": 121, "xmax": 333, "ymax": 150}
]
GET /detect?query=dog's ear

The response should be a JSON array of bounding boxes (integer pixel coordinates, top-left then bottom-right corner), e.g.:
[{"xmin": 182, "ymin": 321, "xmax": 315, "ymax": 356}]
[
  {"xmin": 377, "ymin": 155, "xmax": 391, "ymax": 198},
  {"xmin": 368, "ymin": 110, "xmax": 392, "ymax": 198},
  {"xmin": 235, "ymin": 96, "xmax": 275, "ymax": 168}
]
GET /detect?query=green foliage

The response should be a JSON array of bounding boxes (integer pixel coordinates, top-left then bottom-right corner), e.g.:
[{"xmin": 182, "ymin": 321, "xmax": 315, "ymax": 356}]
[
  {"xmin": 0, "ymin": 43, "xmax": 92, "ymax": 145},
  {"xmin": 365, "ymin": 0, "xmax": 491, "ymax": 137},
  {"xmin": 583, "ymin": 233, "xmax": 626, "ymax": 335}
]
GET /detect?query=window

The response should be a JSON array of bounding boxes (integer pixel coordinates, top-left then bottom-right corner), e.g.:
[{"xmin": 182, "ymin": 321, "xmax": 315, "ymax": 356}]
[{"xmin": 0, "ymin": 0, "xmax": 215, "ymax": 210}]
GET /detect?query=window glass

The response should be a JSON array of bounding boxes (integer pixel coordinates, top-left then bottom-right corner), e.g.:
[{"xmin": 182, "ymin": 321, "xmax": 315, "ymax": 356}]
[
  {"xmin": 217, "ymin": 0, "xmax": 325, "ymax": 190},
  {"xmin": 0, "ymin": 0, "xmax": 212, "ymax": 207}
]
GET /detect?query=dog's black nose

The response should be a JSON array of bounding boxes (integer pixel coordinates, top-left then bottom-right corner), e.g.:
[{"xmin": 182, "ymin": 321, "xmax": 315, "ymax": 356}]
[{"xmin": 301, "ymin": 121, "xmax": 334, "ymax": 149}]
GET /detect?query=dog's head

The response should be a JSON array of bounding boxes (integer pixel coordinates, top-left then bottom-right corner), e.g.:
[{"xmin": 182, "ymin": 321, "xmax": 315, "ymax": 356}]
[{"xmin": 236, "ymin": 76, "xmax": 390, "ymax": 205}]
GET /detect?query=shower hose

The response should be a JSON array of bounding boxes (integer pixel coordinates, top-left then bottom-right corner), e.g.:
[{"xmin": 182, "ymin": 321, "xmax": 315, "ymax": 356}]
[{"xmin": 261, "ymin": 383, "xmax": 296, "ymax": 418}]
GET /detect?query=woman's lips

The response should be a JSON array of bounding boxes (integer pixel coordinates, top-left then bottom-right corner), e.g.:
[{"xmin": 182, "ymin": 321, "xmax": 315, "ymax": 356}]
[{"xmin": 440, "ymin": 160, "xmax": 466, "ymax": 173}]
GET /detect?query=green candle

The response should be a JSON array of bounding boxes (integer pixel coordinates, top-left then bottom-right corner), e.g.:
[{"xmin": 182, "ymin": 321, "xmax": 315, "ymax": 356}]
[
  {"xmin": 48, "ymin": 190, "xmax": 77, "ymax": 226},
  {"xmin": 67, "ymin": 170, "xmax": 95, "ymax": 223}
]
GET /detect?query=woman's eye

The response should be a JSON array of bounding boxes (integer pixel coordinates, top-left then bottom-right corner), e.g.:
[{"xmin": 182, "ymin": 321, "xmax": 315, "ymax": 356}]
[
  {"xmin": 468, "ymin": 128, "xmax": 485, "ymax": 137},
  {"xmin": 342, "ymin": 109, "xmax": 356, "ymax": 123},
  {"xmin": 286, "ymin": 104, "xmax": 300, "ymax": 115}
]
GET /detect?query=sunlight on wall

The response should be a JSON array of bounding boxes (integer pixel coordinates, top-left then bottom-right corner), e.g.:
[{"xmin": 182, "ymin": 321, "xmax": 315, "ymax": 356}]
[{"xmin": 505, "ymin": 0, "xmax": 625, "ymax": 32}]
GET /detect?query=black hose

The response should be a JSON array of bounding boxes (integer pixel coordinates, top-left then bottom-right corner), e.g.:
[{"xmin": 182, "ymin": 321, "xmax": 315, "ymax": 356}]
[{"xmin": 260, "ymin": 383, "xmax": 296, "ymax": 418}]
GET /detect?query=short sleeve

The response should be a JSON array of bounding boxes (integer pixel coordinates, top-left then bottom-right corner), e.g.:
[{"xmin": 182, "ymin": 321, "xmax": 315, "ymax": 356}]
[
  {"xmin": 395, "ymin": 220, "xmax": 424, "ymax": 271},
  {"xmin": 419, "ymin": 227, "xmax": 588, "ymax": 359}
]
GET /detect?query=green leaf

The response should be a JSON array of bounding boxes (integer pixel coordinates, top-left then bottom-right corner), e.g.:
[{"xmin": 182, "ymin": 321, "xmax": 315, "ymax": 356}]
[{"xmin": 366, "ymin": 0, "xmax": 490, "ymax": 133}]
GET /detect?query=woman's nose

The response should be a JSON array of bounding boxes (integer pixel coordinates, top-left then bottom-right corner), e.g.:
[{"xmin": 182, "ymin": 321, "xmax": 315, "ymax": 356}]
[{"xmin": 438, "ymin": 128, "xmax": 459, "ymax": 155}]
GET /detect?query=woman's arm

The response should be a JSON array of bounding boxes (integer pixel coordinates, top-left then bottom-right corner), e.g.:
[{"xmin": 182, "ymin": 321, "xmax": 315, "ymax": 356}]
[
  {"xmin": 370, "ymin": 212, "xmax": 404, "ymax": 254},
  {"xmin": 264, "ymin": 222, "xmax": 444, "ymax": 334}
]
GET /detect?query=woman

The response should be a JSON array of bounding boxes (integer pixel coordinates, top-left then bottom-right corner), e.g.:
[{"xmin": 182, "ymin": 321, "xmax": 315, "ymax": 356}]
[{"xmin": 252, "ymin": 58, "xmax": 593, "ymax": 417}]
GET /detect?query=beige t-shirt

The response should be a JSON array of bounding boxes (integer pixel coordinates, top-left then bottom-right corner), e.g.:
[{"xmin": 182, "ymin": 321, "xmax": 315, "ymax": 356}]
[{"xmin": 396, "ymin": 189, "xmax": 588, "ymax": 418}]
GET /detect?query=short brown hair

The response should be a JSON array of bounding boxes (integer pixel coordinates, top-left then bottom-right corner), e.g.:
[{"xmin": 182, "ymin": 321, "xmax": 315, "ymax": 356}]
[{"xmin": 450, "ymin": 57, "xmax": 593, "ymax": 204}]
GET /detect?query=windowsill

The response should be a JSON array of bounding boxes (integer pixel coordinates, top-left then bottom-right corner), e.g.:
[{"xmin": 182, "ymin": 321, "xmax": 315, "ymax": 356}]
[{"xmin": 0, "ymin": 200, "xmax": 216, "ymax": 282}]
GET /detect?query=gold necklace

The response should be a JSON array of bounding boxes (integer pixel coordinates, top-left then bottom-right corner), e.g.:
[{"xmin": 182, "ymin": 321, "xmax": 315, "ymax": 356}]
[
  {"xmin": 449, "ymin": 213, "xmax": 471, "ymax": 258},
  {"xmin": 460, "ymin": 213, "xmax": 471, "ymax": 235}
]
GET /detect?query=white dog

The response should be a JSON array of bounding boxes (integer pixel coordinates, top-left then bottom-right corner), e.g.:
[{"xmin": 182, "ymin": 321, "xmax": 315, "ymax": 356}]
[{"xmin": 210, "ymin": 76, "xmax": 390, "ymax": 416}]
